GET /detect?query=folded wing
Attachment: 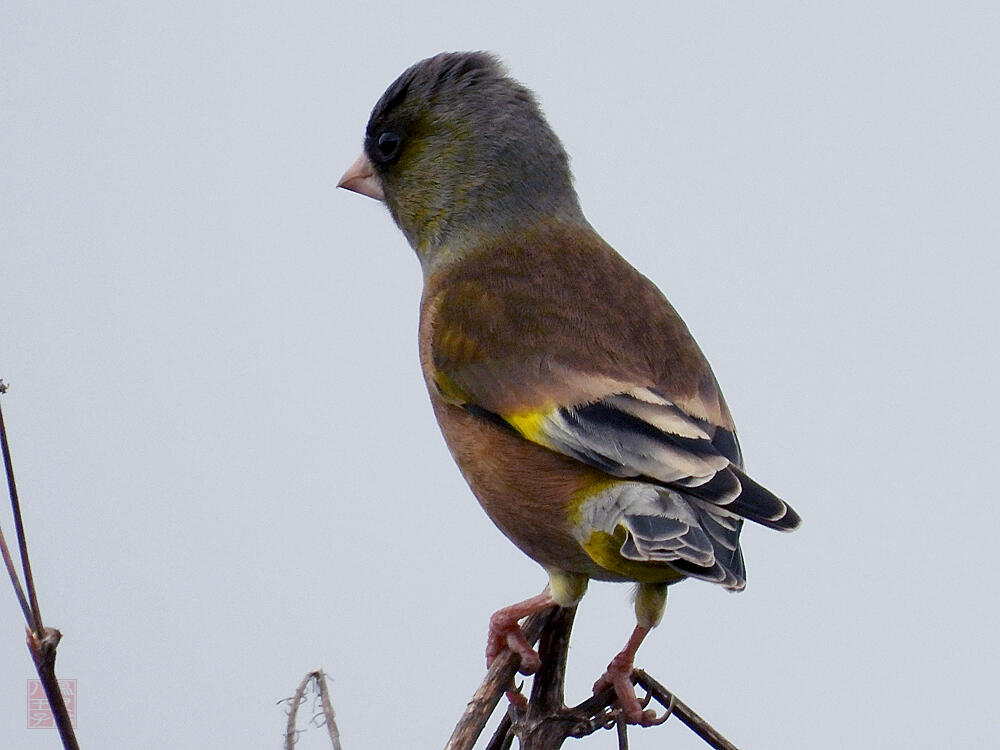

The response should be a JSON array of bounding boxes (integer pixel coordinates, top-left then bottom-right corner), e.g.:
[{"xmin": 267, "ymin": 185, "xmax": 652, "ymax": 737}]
[{"xmin": 507, "ymin": 387, "xmax": 800, "ymax": 531}]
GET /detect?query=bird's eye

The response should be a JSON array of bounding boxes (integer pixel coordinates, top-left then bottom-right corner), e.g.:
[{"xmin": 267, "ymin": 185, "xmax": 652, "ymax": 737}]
[{"xmin": 374, "ymin": 131, "xmax": 402, "ymax": 162}]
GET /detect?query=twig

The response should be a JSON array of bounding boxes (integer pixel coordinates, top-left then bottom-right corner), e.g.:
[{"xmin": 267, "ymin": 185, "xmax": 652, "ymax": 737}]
[
  {"xmin": 515, "ymin": 606, "xmax": 584, "ymax": 749},
  {"xmin": 0, "ymin": 381, "xmax": 31, "ymax": 623},
  {"xmin": 444, "ymin": 608, "xmax": 554, "ymax": 750},
  {"xmin": 0, "ymin": 382, "xmax": 43, "ymax": 633},
  {"xmin": 0, "ymin": 384, "xmax": 81, "ymax": 750},
  {"xmin": 27, "ymin": 626, "xmax": 78, "ymax": 749},
  {"xmin": 484, "ymin": 711, "xmax": 514, "ymax": 750},
  {"xmin": 283, "ymin": 670, "xmax": 343, "ymax": 750},
  {"xmin": 614, "ymin": 710, "xmax": 628, "ymax": 750},
  {"xmin": 312, "ymin": 671, "xmax": 343, "ymax": 750},
  {"xmin": 284, "ymin": 673, "xmax": 311, "ymax": 750},
  {"xmin": 527, "ymin": 605, "xmax": 576, "ymax": 716},
  {"xmin": 1, "ymin": 384, "xmax": 39, "ymax": 630},
  {"xmin": 634, "ymin": 670, "xmax": 739, "ymax": 750},
  {"xmin": 0, "ymin": 508, "xmax": 31, "ymax": 623}
]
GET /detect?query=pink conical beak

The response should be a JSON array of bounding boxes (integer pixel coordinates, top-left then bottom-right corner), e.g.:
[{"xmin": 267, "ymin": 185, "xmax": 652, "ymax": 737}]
[{"xmin": 338, "ymin": 153, "xmax": 384, "ymax": 202}]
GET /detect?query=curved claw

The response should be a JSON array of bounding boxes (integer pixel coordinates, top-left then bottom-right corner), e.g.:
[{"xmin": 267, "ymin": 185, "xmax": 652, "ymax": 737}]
[
  {"xmin": 634, "ymin": 689, "xmax": 675, "ymax": 726},
  {"xmin": 594, "ymin": 665, "xmax": 675, "ymax": 725},
  {"xmin": 639, "ymin": 707, "xmax": 672, "ymax": 726},
  {"xmin": 505, "ymin": 680, "xmax": 528, "ymax": 712},
  {"xmin": 592, "ymin": 623, "xmax": 667, "ymax": 725}
]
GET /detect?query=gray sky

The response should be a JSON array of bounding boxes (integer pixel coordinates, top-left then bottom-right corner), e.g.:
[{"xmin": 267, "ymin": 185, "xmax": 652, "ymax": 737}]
[{"xmin": 2, "ymin": 2, "xmax": 997, "ymax": 748}]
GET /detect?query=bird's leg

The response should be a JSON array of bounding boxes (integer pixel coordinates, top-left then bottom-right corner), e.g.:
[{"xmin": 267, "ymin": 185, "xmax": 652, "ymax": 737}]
[
  {"xmin": 593, "ymin": 623, "xmax": 659, "ymax": 723},
  {"xmin": 485, "ymin": 573, "xmax": 589, "ymax": 710},
  {"xmin": 594, "ymin": 582, "xmax": 670, "ymax": 726},
  {"xmin": 486, "ymin": 585, "xmax": 556, "ymax": 675}
]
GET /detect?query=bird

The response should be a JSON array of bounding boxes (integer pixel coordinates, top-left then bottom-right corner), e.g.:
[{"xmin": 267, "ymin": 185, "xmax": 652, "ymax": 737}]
[{"xmin": 339, "ymin": 51, "xmax": 800, "ymax": 725}]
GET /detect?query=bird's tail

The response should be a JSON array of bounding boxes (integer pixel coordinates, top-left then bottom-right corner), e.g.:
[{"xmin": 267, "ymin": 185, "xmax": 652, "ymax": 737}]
[{"xmin": 723, "ymin": 468, "xmax": 801, "ymax": 531}]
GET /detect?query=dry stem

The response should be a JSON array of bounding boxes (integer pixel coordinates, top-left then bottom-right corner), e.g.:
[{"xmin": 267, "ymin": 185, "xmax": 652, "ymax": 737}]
[{"xmin": 0, "ymin": 385, "xmax": 80, "ymax": 750}]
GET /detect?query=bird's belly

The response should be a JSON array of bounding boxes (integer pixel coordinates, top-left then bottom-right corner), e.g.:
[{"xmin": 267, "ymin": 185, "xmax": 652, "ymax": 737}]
[{"xmin": 429, "ymin": 396, "xmax": 641, "ymax": 582}]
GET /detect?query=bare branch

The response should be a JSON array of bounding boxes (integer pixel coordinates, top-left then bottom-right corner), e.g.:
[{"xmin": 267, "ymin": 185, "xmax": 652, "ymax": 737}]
[
  {"xmin": 283, "ymin": 670, "xmax": 343, "ymax": 750},
  {"xmin": 284, "ymin": 673, "xmax": 311, "ymax": 750},
  {"xmin": 444, "ymin": 608, "xmax": 554, "ymax": 750},
  {"xmin": 634, "ymin": 670, "xmax": 739, "ymax": 750},
  {"xmin": 614, "ymin": 710, "xmax": 628, "ymax": 750},
  {"xmin": 1, "ymin": 388, "xmax": 80, "ymax": 750},
  {"xmin": 312, "ymin": 671, "xmax": 343, "ymax": 750},
  {"xmin": 26, "ymin": 626, "xmax": 79, "ymax": 750},
  {"xmin": 484, "ymin": 711, "xmax": 514, "ymax": 750},
  {"xmin": 526, "ymin": 605, "xmax": 575, "ymax": 716},
  {"xmin": 0, "ymin": 384, "xmax": 43, "ymax": 633},
  {"xmin": 0, "ymin": 510, "xmax": 31, "ymax": 623}
]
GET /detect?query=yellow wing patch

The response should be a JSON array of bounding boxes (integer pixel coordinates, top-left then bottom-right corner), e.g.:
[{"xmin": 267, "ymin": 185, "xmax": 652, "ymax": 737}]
[{"xmin": 505, "ymin": 410, "xmax": 554, "ymax": 445}]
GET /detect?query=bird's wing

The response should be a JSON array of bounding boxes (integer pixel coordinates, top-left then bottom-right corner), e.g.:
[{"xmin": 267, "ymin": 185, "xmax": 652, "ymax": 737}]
[
  {"xmin": 421, "ymin": 226, "xmax": 800, "ymax": 532},
  {"xmin": 436, "ymin": 357, "xmax": 797, "ymax": 531}
]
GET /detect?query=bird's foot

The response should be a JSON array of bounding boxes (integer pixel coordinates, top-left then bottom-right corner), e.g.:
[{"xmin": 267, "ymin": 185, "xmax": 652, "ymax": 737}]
[
  {"xmin": 486, "ymin": 610, "xmax": 541, "ymax": 675},
  {"xmin": 485, "ymin": 588, "xmax": 556, "ymax": 675},
  {"xmin": 593, "ymin": 654, "xmax": 670, "ymax": 726}
]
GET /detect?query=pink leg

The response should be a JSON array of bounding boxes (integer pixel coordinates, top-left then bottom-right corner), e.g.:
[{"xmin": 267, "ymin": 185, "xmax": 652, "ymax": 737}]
[
  {"xmin": 593, "ymin": 624, "xmax": 666, "ymax": 726},
  {"xmin": 486, "ymin": 586, "xmax": 556, "ymax": 675}
]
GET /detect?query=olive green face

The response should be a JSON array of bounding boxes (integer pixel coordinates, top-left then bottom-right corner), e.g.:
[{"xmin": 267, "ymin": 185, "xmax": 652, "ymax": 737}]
[{"xmin": 360, "ymin": 52, "xmax": 583, "ymax": 260}]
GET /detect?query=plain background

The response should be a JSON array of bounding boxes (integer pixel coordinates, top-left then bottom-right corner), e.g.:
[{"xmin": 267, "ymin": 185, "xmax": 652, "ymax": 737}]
[{"xmin": 2, "ymin": 2, "xmax": 997, "ymax": 748}]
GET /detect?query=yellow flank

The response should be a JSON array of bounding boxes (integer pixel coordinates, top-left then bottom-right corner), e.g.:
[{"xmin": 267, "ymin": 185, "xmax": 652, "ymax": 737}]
[
  {"xmin": 506, "ymin": 409, "xmax": 555, "ymax": 446},
  {"xmin": 582, "ymin": 528, "xmax": 686, "ymax": 584}
]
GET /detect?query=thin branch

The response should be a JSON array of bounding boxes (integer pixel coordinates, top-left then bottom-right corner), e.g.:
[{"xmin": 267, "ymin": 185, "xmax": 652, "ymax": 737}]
[
  {"xmin": 484, "ymin": 711, "xmax": 514, "ymax": 750},
  {"xmin": 526, "ymin": 605, "xmax": 576, "ymax": 717},
  {"xmin": 444, "ymin": 608, "xmax": 554, "ymax": 750},
  {"xmin": 634, "ymin": 670, "xmax": 739, "ymax": 750},
  {"xmin": 0, "ymin": 382, "xmax": 43, "ymax": 633},
  {"xmin": 614, "ymin": 710, "xmax": 628, "ymax": 750},
  {"xmin": 515, "ymin": 606, "xmax": 586, "ymax": 750},
  {"xmin": 312, "ymin": 671, "xmax": 343, "ymax": 750},
  {"xmin": 27, "ymin": 626, "xmax": 79, "ymax": 750},
  {"xmin": 564, "ymin": 685, "xmax": 618, "ymax": 736},
  {"xmin": 1, "ymin": 384, "xmax": 81, "ymax": 750},
  {"xmin": 284, "ymin": 673, "xmax": 311, "ymax": 750},
  {"xmin": 283, "ymin": 670, "xmax": 343, "ymax": 750},
  {"xmin": 0, "ymin": 382, "xmax": 31, "ymax": 624},
  {"xmin": 0, "ymin": 509, "xmax": 31, "ymax": 623}
]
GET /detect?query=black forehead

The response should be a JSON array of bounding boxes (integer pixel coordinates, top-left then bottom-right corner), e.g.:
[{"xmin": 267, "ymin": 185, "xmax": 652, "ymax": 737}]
[{"xmin": 366, "ymin": 51, "xmax": 505, "ymax": 134}]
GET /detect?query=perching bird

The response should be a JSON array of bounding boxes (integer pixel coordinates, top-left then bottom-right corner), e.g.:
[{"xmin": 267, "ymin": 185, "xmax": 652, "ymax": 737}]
[{"xmin": 339, "ymin": 51, "xmax": 800, "ymax": 724}]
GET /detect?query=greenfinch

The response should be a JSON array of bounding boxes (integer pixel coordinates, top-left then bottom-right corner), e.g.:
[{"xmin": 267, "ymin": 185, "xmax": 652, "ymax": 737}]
[{"xmin": 340, "ymin": 51, "xmax": 800, "ymax": 724}]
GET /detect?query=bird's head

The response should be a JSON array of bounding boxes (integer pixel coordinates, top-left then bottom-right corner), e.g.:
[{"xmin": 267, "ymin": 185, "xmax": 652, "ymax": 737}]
[{"xmin": 339, "ymin": 52, "xmax": 584, "ymax": 271}]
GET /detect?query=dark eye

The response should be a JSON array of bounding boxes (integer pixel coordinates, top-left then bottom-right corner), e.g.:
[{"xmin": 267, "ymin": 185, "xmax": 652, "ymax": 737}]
[{"xmin": 374, "ymin": 131, "xmax": 402, "ymax": 162}]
